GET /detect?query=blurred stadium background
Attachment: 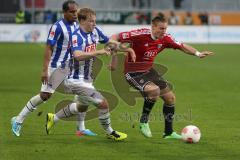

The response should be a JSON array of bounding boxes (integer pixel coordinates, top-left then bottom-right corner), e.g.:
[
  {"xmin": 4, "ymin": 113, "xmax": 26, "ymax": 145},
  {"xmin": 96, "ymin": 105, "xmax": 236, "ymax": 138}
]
[
  {"xmin": 1, "ymin": 1, "xmax": 240, "ymax": 160},
  {"xmin": 2, "ymin": 0, "xmax": 240, "ymax": 25},
  {"xmin": 1, "ymin": 0, "xmax": 240, "ymax": 43}
]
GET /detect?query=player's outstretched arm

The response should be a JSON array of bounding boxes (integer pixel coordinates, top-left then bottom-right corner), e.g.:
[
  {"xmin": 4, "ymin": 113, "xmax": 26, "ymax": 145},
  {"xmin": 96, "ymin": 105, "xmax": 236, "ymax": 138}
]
[
  {"xmin": 107, "ymin": 46, "xmax": 136, "ymax": 71},
  {"xmin": 73, "ymin": 48, "xmax": 111, "ymax": 61},
  {"xmin": 180, "ymin": 43, "xmax": 214, "ymax": 58},
  {"xmin": 108, "ymin": 54, "xmax": 118, "ymax": 71},
  {"xmin": 109, "ymin": 35, "xmax": 136, "ymax": 62},
  {"xmin": 41, "ymin": 44, "xmax": 53, "ymax": 84}
]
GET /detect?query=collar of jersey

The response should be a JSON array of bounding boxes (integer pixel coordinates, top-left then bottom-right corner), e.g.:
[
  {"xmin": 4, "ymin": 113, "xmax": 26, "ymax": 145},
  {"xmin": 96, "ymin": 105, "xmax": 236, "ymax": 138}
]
[
  {"xmin": 151, "ymin": 33, "xmax": 157, "ymax": 40},
  {"xmin": 79, "ymin": 27, "xmax": 92, "ymax": 36},
  {"xmin": 151, "ymin": 33, "xmax": 166, "ymax": 40},
  {"xmin": 62, "ymin": 18, "xmax": 74, "ymax": 25}
]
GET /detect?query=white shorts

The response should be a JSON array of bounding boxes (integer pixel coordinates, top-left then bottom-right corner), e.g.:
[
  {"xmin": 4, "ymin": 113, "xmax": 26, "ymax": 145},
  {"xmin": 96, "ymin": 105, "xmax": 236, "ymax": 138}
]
[
  {"xmin": 41, "ymin": 67, "xmax": 69, "ymax": 93},
  {"xmin": 60, "ymin": 79, "xmax": 104, "ymax": 106}
]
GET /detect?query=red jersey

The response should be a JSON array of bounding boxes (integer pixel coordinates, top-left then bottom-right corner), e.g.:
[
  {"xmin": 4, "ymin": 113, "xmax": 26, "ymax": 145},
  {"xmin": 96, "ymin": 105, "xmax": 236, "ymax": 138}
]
[{"xmin": 118, "ymin": 28, "xmax": 183, "ymax": 73}]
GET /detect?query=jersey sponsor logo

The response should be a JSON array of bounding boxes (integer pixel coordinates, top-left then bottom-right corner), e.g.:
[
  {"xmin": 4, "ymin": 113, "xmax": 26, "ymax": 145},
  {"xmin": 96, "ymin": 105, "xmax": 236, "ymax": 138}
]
[
  {"xmin": 122, "ymin": 33, "xmax": 130, "ymax": 39},
  {"xmin": 85, "ymin": 44, "xmax": 97, "ymax": 52},
  {"xmin": 130, "ymin": 29, "xmax": 151, "ymax": 37},
  {"xmin": 144, "ymin": 50, "xmax": 158, "ymax": 58}
]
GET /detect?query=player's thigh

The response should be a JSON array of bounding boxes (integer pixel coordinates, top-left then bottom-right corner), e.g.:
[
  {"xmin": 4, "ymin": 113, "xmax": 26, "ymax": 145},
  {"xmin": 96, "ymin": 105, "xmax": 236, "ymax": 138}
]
[
  {"xmin": 125, "ymin": 71, "xmax": 152, "ymax": 93},
  {"xmin": 41, "ymin": 67, "xmax": 67, "ymax": 94},
  {"xmin": 125, "ymin": 70, "xmax": 160, "ymax": 99},
  {"xmin": 76, "ymin": 103, "xmax": 89, "ymax": 112},
  {"xmin": 143, "ymin": 82, "xmax": 160, "ymax": 98},
  {"xmin": 148, "ymin": 68, "xmax": 172, "ymax": 96},
  {"xmin": 40, "ymin": 67, "xmax": 58, "ymax": 99},
  {"xmin": 71, "ymin": 83, "xmax": 104, "ymax": 106}
]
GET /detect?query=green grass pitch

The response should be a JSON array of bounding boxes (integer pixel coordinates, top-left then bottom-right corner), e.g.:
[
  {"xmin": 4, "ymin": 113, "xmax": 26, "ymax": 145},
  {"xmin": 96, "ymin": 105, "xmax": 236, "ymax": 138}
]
[{"xmin": 0, "ymin": 43, "xmax": 240, "ymax": 160}]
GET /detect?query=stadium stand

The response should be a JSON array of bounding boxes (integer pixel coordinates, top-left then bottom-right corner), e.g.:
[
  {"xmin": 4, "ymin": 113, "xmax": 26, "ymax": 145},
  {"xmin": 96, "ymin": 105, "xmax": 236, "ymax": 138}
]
[{"xmin": 1, "ymin": 0, "xmax": 240, "ymax": 24}]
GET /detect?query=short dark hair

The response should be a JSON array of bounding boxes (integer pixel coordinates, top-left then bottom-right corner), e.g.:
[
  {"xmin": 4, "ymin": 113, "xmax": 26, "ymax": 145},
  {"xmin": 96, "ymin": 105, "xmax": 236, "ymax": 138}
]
[
  {"xmin": 151, "ymin": 13, "xmax": 167, "ymax": 24},
  {"xmin": 62, "ymin": 0, "xmax": 78, "ymax": 12},
  {"xmin": 77, "ymin": 8, "xmax": 96, "ymax": 22}
]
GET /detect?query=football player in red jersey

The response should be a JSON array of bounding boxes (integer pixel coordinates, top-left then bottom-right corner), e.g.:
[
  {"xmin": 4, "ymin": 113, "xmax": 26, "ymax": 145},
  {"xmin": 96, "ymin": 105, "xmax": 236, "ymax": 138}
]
[{"xmin": 110, "ymin": 14, "xmax": 213, "ymax": 139}]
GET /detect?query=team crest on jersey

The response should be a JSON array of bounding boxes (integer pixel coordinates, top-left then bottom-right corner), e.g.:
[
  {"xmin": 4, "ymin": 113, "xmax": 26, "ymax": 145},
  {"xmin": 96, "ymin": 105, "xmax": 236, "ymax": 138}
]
[
  {"xmin": 48, "ymin": 25, "xmax": 57, "ymax": 40},
  {"xmin": 50, "ymin": 31, "xmax": 55, "ymax": 37},
  {"xmin": 72, "ymin": 35, "xmax": 78, "ymax": 47},
  {"xmin": 49, "ymin": 31, "xmax": 55, "ymax": 40},
  {"xmin": 157, "ymin": 44, "xmax": 162, "ymax": 49}
]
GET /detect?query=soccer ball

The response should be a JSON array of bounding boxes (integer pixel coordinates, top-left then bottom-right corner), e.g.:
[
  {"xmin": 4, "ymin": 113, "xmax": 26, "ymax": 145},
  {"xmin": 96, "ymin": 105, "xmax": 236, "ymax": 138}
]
[{"xmin": 181, "ymin": 125, "xmax": 201, "ymax": 143}]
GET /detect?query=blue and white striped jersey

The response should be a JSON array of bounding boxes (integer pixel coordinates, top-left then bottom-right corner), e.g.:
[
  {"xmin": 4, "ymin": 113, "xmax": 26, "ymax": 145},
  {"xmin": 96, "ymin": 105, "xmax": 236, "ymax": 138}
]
[
  {"xmin": 47, "ymin": 18, "xmax": 78, "ymax": 68},
  {"xmin": 69, "ymin": 26, "xmax": 109, "ymax": 82}
]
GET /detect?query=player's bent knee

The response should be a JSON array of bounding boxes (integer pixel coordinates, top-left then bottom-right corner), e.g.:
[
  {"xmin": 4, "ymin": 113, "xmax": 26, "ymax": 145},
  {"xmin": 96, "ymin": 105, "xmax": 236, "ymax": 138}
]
[
  {"xmin": 163, "ymin": 94, "xmax": 176, "ymax": 105},
  {"xmin": 76, "ymin": 104, "xmax": 88, "ymax": 112},
  {"xmin": 144, "ymin": 83, "xmax": 159, "ymax": 93},
  {"xmin": 144, "ymin": 86, "xmax": 160, "ymax": 102},
  {"xmin": 146, "ymin": 95, "xmax": 158, "ymax": 102},
  {"xmin": 40, "ymin": 92, "xmax": 52, "ymax": 101},
  {"xmin": 98, "ymin": 99, "xmax": 109, "ymax": 109}
]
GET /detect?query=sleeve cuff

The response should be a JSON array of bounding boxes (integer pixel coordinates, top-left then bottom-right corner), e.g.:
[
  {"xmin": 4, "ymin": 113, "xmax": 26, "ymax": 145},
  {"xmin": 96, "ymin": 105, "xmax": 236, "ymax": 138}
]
[{"xmin": 47, "ymin": 40, "xmax": 56, "ymax": 46}]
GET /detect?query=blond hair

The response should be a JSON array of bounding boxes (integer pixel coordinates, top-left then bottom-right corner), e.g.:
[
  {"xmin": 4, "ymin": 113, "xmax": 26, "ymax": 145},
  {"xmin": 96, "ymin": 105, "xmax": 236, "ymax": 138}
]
[{"xmin": 77, "ymin": 7, "xmax": 96, "ymax": 22}]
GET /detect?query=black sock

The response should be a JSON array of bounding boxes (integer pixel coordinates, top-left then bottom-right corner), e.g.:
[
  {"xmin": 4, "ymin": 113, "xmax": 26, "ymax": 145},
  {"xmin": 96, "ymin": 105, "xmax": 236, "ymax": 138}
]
[
  {"xmin": 140, "ymin": 99, "xmax": 155, "ymax": 123},
  {"xmin": 163, "ymin": 103, "xmax": 175, "ymax": 135}
]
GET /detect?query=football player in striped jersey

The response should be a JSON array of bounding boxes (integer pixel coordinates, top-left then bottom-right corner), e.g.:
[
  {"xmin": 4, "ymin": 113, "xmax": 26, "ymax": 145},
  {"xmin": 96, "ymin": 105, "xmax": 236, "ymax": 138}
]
[
  {"xmin": 46, "ymin": 7, "xmax": 135, "ymax": 141},
  {"xmin": 11, "ymin": 0, "xmax": 79, "ymax": 137}
]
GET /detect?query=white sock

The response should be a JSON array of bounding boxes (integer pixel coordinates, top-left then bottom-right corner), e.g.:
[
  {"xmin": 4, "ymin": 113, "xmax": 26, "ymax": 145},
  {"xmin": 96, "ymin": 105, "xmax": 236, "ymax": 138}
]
[
  {"xmin": 53, "ymin": 114, "xmax": 59, "ymax": 122},
  {"xmin": 77, "ymin": 112, "xmax": 86, "ymax": 131},
  {"xmin": 98, "ymin": 108, "xmax": 113, "ymax": 134},
  {"xmin": 16, "ymin": 94, "xmax": 44, "ymax": 123},
  {"xmin": 55, "ymin": 103, "xmax": 78, "ymax": 120}
]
